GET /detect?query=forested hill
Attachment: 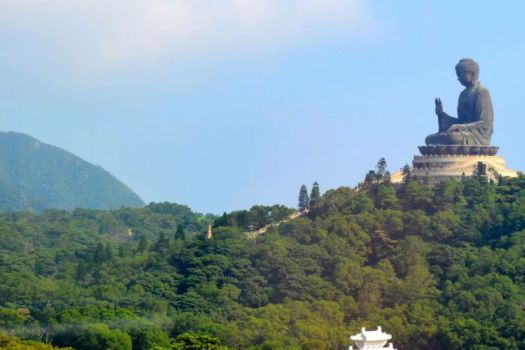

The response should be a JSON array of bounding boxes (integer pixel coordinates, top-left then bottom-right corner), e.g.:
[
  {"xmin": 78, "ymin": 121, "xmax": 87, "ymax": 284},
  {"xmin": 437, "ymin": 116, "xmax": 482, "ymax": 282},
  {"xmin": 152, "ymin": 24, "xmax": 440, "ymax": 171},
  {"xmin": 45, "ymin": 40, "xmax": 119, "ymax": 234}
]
[
  {"xmin": 1, "ymin": 176, "xmax": 525, "ymax": 349},
  {"xmin": 0, "ymin": 131, "xmax": 143, "ymax": 211}
]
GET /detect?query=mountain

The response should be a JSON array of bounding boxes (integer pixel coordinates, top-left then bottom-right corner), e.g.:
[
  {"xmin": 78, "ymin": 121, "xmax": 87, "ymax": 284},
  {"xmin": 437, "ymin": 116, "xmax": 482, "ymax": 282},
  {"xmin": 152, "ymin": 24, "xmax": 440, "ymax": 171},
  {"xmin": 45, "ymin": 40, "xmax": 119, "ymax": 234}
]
[{"xmin": 0, "ymin": 131, "xmax": 144, "ymax": 211}]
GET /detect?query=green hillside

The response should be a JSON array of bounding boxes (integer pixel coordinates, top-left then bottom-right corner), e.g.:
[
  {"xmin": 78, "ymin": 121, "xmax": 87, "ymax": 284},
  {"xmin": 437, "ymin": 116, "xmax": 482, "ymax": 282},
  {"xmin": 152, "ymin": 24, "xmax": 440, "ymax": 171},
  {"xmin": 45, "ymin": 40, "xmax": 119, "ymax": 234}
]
[
  {"xmin": 0, "ymin": 132, "xmax": 143, "ymax": 211},
  {"xmin": 1, "ymin": 175, "xmax": 525, "ymax": 349}
]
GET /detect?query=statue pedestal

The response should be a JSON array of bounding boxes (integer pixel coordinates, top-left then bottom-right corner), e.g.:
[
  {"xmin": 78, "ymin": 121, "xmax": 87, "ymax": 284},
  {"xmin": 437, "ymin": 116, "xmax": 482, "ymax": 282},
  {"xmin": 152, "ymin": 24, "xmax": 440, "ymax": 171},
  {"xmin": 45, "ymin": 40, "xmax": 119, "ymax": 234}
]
[
  {"xmin": 391, "ymin": 146, "xmax": 518, "ymax": 184},
  {"xmin": 412, "ymin": 154, "xmax": 517, "ymax": 182}
]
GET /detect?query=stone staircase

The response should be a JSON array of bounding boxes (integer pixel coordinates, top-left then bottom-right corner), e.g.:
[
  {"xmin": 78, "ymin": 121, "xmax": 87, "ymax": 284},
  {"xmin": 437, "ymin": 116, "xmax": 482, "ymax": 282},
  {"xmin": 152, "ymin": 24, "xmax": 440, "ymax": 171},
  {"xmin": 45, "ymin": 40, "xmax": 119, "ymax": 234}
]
[{"xmin": 244, "ymin": 210, "xmax": 305, "ymax": 239}]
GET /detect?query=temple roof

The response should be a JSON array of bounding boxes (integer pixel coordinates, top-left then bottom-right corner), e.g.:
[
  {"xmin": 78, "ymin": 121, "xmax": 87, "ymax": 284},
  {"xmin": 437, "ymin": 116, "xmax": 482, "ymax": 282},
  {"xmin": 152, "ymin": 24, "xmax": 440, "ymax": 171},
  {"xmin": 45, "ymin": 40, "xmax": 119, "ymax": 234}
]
[{"xmin": 350, "ymin": 326, "xmax": 392, "ymax": 342}]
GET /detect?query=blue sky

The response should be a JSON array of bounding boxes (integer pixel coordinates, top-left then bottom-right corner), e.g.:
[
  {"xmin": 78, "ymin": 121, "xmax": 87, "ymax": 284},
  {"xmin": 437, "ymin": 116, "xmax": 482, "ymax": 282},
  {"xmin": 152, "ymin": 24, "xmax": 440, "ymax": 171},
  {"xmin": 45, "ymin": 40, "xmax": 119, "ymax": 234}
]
[{"xmin": 0, "ymin": 1, "xmax": 524, "ymax": 214}]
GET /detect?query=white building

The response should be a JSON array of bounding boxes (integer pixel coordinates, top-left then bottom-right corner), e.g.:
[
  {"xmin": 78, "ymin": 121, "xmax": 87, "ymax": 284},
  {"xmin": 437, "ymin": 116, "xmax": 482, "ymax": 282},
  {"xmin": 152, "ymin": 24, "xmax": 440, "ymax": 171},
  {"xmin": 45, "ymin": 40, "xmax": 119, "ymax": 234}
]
[{"xmin": 349, "ymin": 326, "xmax": 397, "ymax": 350}]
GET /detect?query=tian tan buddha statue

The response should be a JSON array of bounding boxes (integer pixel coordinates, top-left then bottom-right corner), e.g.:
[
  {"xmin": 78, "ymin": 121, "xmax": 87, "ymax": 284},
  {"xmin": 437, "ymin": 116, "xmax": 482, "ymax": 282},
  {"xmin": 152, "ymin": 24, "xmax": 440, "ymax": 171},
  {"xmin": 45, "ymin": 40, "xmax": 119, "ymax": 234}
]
[
  {"xmin": 408, "ymin": 59, "xmax": 517, "ymax": 182},
  {"xmin": 425, "ymin": 58, "xmax": 494, "ymax": 147}
]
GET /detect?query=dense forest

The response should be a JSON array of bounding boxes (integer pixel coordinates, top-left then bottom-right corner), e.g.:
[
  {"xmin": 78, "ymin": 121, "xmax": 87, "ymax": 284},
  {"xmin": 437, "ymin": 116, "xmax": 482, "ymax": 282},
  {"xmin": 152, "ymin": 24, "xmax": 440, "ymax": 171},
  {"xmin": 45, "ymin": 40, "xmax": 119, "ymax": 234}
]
[{"xmin": 1, "ymin": 168, "xmax": 525, "ymax": 349}]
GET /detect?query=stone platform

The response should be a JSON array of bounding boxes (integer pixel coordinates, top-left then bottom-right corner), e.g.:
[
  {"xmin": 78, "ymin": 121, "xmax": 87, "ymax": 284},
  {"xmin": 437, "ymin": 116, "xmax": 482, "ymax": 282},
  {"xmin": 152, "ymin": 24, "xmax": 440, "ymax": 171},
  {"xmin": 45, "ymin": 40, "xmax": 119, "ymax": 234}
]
[
  {"xmin": 391, "ymin": 146, "xmax": 519, "ymax": 184},
  {"xmin": 411, "ymin": 154, "xmax": 517, "ymax": 183},
  {"xmin": 418, "ymin": 145, "xmax": 499, "ymax": 156}
]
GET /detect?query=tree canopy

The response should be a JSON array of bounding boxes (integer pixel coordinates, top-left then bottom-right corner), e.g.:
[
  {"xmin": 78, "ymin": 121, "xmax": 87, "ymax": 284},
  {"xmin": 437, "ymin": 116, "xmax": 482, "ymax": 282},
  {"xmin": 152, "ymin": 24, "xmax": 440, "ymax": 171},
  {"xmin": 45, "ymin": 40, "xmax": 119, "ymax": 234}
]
[{"xmin": 1, "ymin": 174, "xmax": 525, "ymax": 349}]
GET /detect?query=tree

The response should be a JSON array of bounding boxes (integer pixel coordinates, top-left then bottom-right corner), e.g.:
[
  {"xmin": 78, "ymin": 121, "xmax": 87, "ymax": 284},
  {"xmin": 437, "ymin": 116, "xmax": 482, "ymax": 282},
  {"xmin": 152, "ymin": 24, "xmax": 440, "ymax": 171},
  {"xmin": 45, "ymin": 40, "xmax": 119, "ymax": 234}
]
[
  {"xmin": 362, "ymin": 170, "xmax": 377, "ymax": 189},
  {"xmin": 75, "ymin": 260, "xmax": 88, "ymax": 281},
  {"xmin": 52, "ymin": 324, "xmax": 132, "ymax": 350},
  {"xmin": 175, "ymin": 224, "xmax": 186, "ymax": 241},
  {"xmin": 170, "ymin": 333, "xmax": 229, "ymax": 350},
  {"xmin": 0, "ymin": 333, "xmax": 67, "ymax": 349},
  {"xmin": 298, "ymin": 185, "xmax": 309, "ymax": 211},
  {"xmin": 125, "ymin": 323, "xmax": 170, "ymax": 350},
  {"xmin": 152, "ymin": 232, "xmax": 169, "ymax": 252},
  {"xmin": 401, "ymin": 164, "xmax": 412, "ymax": 183},
  {"xmin": 310, "ymin": 182, "xmax": 320, "ymax": 204},
  {"xmin": 118, "ymin": 244, "xmax": 126, "ymax": 257},
  {"xmin": 35, "ymin": 257, "xmax": 48, "ymax": 276},
  {"xmin": 361, "ymin": 158, "xmax": 390, "ymax": 189},
  {"xmin": 137, "ymin": 235, "xmax": 148, "ymax": 253},
  {"xmin": 376, "ymin": 157, "xmax": 388, "ymax": 182},
  {"xmin": 92, "ymin": 243, "xmax": 104, "ymax": 264},
  {"xmin": 0, "ymin": 308, "xmax": 26, "ymax": 329},
  {"xmin": 376, "ymin": 184, "xmax": 399, "ymax": 209},
  {"xmin": 104, "ymin": 243, "xmax": 113, "ymax": 260}
]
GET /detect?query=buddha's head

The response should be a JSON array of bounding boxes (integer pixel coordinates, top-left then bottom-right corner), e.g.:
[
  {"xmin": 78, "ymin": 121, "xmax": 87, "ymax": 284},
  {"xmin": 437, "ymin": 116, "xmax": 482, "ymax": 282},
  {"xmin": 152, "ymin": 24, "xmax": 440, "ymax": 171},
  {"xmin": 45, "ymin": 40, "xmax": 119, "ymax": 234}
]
[{"xmin": 455, "ymin": 58, "xmax": 479, "ymax": 87}]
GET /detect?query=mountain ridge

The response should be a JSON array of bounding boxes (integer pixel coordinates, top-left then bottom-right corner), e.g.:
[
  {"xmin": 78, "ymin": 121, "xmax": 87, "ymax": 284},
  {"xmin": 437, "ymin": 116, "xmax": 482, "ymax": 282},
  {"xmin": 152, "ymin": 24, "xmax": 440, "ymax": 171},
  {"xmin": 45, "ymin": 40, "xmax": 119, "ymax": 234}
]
[{"xmin": 0, "ymin": 131, "xmax": 144, "ymax": 211}]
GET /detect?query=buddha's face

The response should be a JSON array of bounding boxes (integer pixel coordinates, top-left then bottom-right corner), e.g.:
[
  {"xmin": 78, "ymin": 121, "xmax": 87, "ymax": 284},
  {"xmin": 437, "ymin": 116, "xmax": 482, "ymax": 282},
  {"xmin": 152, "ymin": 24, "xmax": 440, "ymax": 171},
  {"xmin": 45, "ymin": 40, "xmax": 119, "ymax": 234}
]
[{"xmin": 456, "ymin": 69, "xmax": 476, "ymax": 87}]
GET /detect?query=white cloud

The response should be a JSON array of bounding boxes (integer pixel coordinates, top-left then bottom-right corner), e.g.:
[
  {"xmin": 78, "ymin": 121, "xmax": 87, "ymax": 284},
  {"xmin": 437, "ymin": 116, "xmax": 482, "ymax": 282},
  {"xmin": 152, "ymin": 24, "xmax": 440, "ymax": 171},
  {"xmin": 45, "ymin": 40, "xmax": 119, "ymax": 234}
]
[{"xmin": 0, "ymin": 0, "xmax": 377, "ymax": 68}]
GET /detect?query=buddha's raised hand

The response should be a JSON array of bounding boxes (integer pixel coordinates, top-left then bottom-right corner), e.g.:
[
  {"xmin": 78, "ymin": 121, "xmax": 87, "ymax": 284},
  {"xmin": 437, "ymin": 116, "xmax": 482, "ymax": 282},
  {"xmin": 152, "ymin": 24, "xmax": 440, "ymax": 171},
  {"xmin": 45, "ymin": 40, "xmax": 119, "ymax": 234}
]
[{"xmin": 435, "ymin": 98, "xmax": 444, "ymax": 115}]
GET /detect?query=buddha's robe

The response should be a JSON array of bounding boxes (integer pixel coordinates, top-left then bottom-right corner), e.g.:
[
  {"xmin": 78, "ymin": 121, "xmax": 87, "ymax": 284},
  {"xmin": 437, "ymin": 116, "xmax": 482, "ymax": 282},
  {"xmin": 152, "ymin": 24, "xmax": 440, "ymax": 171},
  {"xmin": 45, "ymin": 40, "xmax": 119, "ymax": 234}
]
[{"xmin": 425, "ymin": 83, "xmax": 493, "ymax": 146}]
